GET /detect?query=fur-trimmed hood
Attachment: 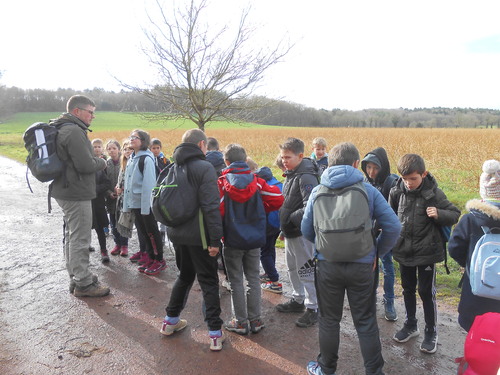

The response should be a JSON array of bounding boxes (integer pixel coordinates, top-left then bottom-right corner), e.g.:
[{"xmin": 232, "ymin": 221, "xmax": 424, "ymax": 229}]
[{"xmin": 466, "ymin": 199, "xmax": 500, "ymax": 225}]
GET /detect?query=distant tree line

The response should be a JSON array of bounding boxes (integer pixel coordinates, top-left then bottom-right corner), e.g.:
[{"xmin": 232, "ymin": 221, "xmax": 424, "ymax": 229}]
[{"xmin": 1, "ymin": 85, "xmax": 499, "ymax": 128}]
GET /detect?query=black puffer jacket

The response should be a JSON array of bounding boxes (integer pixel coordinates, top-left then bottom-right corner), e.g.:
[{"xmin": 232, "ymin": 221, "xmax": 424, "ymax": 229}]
[
  {"xmin": 389, "ymin": 173, "xmax": 460, "ymax": 266},
  {"xmin": 166, "ymin": 143, "xmax": 223, "ymax": 248},
  {"xmin": 280, "ymin": 158, "xmax": 319, "ymax": 238}
]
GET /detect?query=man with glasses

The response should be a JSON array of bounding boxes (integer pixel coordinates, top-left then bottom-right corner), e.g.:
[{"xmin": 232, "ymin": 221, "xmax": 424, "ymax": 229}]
[{"xmin": 50, "ymin": 95, "xmax": 110, "ymax": 297}]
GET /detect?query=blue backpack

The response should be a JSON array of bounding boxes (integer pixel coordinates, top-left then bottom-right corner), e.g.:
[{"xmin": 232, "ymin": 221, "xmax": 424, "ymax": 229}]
[
  {"xmin": 469, "ymin": 226, "xmax": 500, "ymax": 301},
  {"xmin": 223, "ymin": 186, "xmax": 267, "ymax": 250}
]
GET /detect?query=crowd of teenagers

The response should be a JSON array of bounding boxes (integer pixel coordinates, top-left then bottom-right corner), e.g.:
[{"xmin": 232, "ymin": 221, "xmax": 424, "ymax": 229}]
[{"xmin": 50, "ymin": 95, "xmax": 500, "ymax": 375}]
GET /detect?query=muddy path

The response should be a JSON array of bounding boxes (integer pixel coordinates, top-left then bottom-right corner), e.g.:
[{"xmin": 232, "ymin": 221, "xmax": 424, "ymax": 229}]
[{"xmin": 0, "ymin": 156, "xmax": 466, "ymax": 375}]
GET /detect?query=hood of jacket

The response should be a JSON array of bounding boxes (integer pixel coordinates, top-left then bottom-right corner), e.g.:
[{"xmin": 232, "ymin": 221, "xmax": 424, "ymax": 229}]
[
  {"xmin": 220, "ymin": 161, "xmax": 257, "ymax": 203},
  {"xmin": 361, "ymin": 147, "xmax": 391, "ymax": 185},
  {"xmin": 172, "ymin": 142, "xmax": 205, "ymax": 165},
  {"xmin": 320, "ymin": 165, "xmax": 364, "ymax": 189},
  {"xmin": 466, "ymin": 199, "xmax": 500, "ymax": 227},
  {"xmin": 205, "ymin": 150, "xmax": 225, "ymax": 173},
  {"xmin": 50, "ymin": 113, "xmax": 90, "ymax": 132},
  {"xmin": 255, "ymin": 166, "xmax": 274, "ymax": 181}
]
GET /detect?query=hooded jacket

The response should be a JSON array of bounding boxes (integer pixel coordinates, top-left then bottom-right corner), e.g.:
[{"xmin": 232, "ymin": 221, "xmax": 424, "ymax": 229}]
[
  {"xmin": 166, "ymin": 143, "xmax": 223, "ymax": 248},
  {"xmin": 280, "ymin": 158, "xmax": 319, "ymax": 238},
  {"xmin": 301, "ymin": 165, "xmax": 401, "ymax": 263},
  {"xmin": 122, "ymin": 149, "xmax": 156, "ymax": 215},
  {"xmin": 50, "ymin": 113, "xmax": 106, "ymax": 201},
  {"xmin": 361, "ymin": 147, "xmax": 398, "ymax": 200},
  {"xmin": 448, "ymin": 199, "xmax": 500, "ymax": 331},
  {"xmin": 218, "ymin": 162, "xmax": 284, "ymax": 217},
  {"xmin": 389, "ymin": 173, "xmax": 461, "ymax": 266}
]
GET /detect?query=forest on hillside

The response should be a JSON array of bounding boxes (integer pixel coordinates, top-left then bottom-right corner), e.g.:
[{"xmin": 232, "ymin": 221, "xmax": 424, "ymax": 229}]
[{"xmin": 1, "ymin": 85, "xmax": 499, "ymax": 128}]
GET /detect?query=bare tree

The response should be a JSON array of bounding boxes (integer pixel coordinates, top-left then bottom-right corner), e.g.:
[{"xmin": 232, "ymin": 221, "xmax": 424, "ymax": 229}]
[{"xmin": 126, "ymin": 0, "xmax": 291, "ymax": 131}]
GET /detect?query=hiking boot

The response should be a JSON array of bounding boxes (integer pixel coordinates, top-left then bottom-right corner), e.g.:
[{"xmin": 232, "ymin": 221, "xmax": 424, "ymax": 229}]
[
  {"xmin": 393, "ymin": 324, "xmax": 420, "ymax": 343},
  {"xmin": 306, "ymin": 361, "xmax": 333, "ymax": 375},
  {"xmin": 74, "ymin": 281, "xmax": 110, "ymax": 297},
  {"xmin": 144, "ymin": 259, "xmax": 167, "ymax": 276},
  {"xmin": 261, "ymin": 281, "xmax": 283, "ymax": 294},
  {"xmin": 69, "ymin": 275, "xmax": 98, "ymax": 294},
  {"xmin": 209, "ymin": 331, "xmax": 225, "ymax": 351},
  {"xmin": 276, "ymin": 298, "xmax": 305, "ymax": 313},
  {"xmin": 101, "ymin": 250, "xmax": 110, "ymax": 263},
  {"xmin": 110, "ymin": 245, "xmax": 121, "ymax": 256},
  {"xmin": 420, "ymin": 327, "xmax": 438, "ymax": 354},
  {"xmin": 138, "ymin": 259, "xmax": 154, "ymax": 273},
  {"xmin": 296, "ymin": 308, "xmax": 318, "ymax": 328},
  {"xmin": 249, "ymin": 319, "xmax": 265, "ymax": 334},
  {"xmin": 384, "ymin": 298, "xmax": 398, "ymax": 322},
  {"xmin": 137, "ymin": 252, "xmax": 151, "ymax": 265},
  {"xmin": 129, "ymin": 251, "xmax": 143, "ymax": 262},
  {"xmin": 120, "ymin": 246, "xmax": 128, "ymax": 257},
  {"xmin": 259, "ymin": 273, "xmax": 271, "ymax": 283},
  {"xmin": 160, "ymin": 319, "xmax": 188, "ymax": 336},
  {"xmin": 224, "ymin": 318, "xmax": 249, "ymax": 335}
]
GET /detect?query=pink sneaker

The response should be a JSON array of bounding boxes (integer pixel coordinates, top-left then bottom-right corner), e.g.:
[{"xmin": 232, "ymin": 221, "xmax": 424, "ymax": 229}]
[
  {"xmin": 110, "ymin": 245, "xmax": 121, "ymax": 256},
  {"xmin": 120, "ymin": 246, "xmax": 128, "ymax": 257},
  {"xmin": 137, "ymin": 252, "xmax": 151, "ymax": 265},
  {"xmin": 138, "ymin": 259, "xmax": 154, "ymax": 273},
  {"xmin": 144, "ymin": 259, "xmax": 167, "ymax": 276},
  {"xmin": 129, "ymin": 251, "xmax": 143, "ymax": 263}
]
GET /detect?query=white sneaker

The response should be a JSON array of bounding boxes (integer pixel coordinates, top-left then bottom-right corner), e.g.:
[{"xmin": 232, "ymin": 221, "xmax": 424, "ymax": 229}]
[
  {"xmin": 210, "ymin": 331, "xmax": 225, "ymax": 351},
  {"xmin": 160, "ymin": 319, "xmax": 187, "ymax": 336}
]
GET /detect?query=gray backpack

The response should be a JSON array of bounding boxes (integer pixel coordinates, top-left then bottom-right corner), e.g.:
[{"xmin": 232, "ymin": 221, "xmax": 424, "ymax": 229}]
[{"xmin": 313, "ymin": 181, "xmax": 374, "ymax": 262}]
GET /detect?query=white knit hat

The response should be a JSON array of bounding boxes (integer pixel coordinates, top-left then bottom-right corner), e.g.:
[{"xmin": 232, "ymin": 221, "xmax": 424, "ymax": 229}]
[{"xmin": 480, "ymin": 159, "xmax": 500, "ymax": 200}]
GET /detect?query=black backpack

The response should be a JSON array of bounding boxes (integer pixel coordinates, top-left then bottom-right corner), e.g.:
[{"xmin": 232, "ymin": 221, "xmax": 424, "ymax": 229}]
[
  {"xmin": 23, "ymin": 122, "xmax": 65, "ymax": 189},
  {"xmin": 223, "ymin": 182, "xmax": 267, "ymax": 250},
  {"xmin": 151, "ymin": 163, "xmax": 199, "ymax": 227}
]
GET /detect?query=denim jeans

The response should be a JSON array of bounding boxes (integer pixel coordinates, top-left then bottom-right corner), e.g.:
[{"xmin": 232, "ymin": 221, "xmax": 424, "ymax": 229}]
[
  {"xmin": 260, "ymin": 232, "xmax": 280, "ymax": 282},
  {"xmin": 380, "ymin": 251, "xmax": 395, "ymax": 301}
]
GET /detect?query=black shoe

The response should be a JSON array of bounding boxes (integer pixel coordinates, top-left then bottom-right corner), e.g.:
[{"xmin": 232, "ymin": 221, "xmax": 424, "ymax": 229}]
[
  {"xmin": 420, "ymin": 327, "xmax": 438, "ymax": 354},
  {"xmin": 393, "ymin": 324, "xmax": 420, "ymax": 343},
  {"xmin": 276, "ymin": 299, "xmax": 305, "ymax": 313},
  {"xmin": 296, "ymin": 308, "xmax": 318, "ymax": 327}
]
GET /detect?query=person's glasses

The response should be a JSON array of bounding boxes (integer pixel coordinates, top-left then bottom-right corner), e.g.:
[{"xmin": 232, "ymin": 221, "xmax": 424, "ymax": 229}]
[
  {"xmin": 129, "ymin": 136, "xmax": 141, "ymax": 141},
  {"xmin": 77, "ymin": 107, "xmax": 95, "ymax": 115}
]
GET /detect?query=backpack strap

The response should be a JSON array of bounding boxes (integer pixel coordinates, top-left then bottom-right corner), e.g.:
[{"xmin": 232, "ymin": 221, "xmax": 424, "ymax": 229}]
[{"xmin": 138, "ymin": 154, "xmax": 159, "ymax": 176}]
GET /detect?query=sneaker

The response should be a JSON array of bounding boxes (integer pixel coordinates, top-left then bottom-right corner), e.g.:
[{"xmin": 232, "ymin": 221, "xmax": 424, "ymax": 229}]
[
  {"xmin": 69, "ymin": 275, "xmax": 98, "ymax": 294},
  {"xmin": 224, "ymin": 318, "xmax": 249, "ymax": 335},
  {"xmin": 74, "ymin": 281, "xmax": 110, "ymax": 297},
  {"xmin": 276, "ymin": 298, "xmax": 305, "ymax": 313},
  {"xmin": 104, "ymin": 226, "xmax": 110, "ymax": 236},
  {"xmin": 261, "ymin": 281, "xmax": 283, "ymax": 294},
  {"xmin": 137, "ymin": 252, "xmax": 151, "ymax": 265},
  {"xmin": 160, "ymin": 319, "xmax": 188, "ymax": 336},
  {"xmin": 129, "ymin": 251, "xmax": 143, "ymax": 262},
  {"xmin": 144, "ymin": 259, "xmax": 167, "ymax": 276},
  {"xmin": 110, "ymin": 245, "xmax": 121, "ymax": 256},
  {"xmin": 120, "ymin": 246, "xmax": 128, "ymax": 257},
  {"xmin": 210, "ymin": 331, "xmax": 225, "ymax": 351},
  {"xmin": 138, "ymin": 259, "xmax": 154, "ymax": 273},
  {"xmin": 420, "ymin": 327, "xmax": 438, "ymax": 354},
  {"xmin": 306, "ymin": 361, "xmax": 333, "ymax": 375},
  {"xmin": 249, "ymin": 319, "xmax": 265, "ymax": 334},
  {"xmin": 384, "ymin": 298, "xmax": 398, "ymax": 322},
  {"xmin": 101, "ymin": 250, "xmax": 110, "ymax": 263},
  {"xmin": 221, "ymin": 279, "xmax": 232, "ymax": 292},
  {"xmin": 88, "ymin": 246, "xmax": 95, "ymax": 252},
  {"xmin": 393, "ymin": 324, "xmax": 420, "ymax": 343},
  {"xmin": 259, "ymin": 273, "xmax": 271, "ymax": 283},
  {"xmin": 296, "ymin": 308, "xmax": 318, "ymax": 328}
]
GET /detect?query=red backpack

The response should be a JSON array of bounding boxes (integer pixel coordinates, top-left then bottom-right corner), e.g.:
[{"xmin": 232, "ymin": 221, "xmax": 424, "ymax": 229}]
[{"xmin": 456, "ymin": 312, "xmax": 500, "ymax": 375}]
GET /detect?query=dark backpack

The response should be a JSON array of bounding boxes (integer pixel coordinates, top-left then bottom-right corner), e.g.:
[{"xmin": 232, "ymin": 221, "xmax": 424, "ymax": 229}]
[
  {"xmin": 313, "ymin": 181, "xmax": 374, "ymax": 262},
  {"xmin": 151, "ymin": 163, "xmax": 199, "ymax": 227},
  {"xmin": 23, "ymin": 122, "xmax": 66, "ymax": 189},
  {"xmin": 223, "ymin": 183, "xmax": 267, "ymax": 250},
  {"xmin": 138, "ymin": 154, "xmax": 161, "ymax": 177}
]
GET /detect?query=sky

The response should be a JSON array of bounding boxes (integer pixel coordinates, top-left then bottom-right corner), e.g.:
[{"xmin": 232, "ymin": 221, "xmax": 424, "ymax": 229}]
[{"xmin": 2, "ymin": 0, "xmax": 500, "ymax": 111}]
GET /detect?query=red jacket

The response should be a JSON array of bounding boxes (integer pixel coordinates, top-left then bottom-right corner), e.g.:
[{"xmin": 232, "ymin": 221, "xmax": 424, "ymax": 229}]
[{"xmin": 218, "ymin": 162, "xmax": 284, "ymax": 217}]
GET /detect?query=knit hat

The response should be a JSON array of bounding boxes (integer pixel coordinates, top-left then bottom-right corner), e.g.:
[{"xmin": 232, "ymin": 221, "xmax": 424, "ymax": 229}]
[
  {"xmin": 480, "ymin": 159, "xmax": 500, "ymax": 200},
  {"xmin": 362, "ymin": 153, "xmax": 381, "ymax": 168}
]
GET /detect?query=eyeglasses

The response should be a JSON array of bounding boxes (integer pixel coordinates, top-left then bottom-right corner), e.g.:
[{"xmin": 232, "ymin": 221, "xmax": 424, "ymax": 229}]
[
  {"xmin": 77, "ymin": 107, "xmax": 95, "ymax": 115},
  {"xmin": 129, "ymin": 136, "xmax": 141, "ymax": 141}
]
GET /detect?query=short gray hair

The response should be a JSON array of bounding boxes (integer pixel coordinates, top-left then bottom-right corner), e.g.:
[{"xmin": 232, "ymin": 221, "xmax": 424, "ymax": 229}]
[{"xmin": 182, "ymin": 128, "xmax": 207, "ymax": 144}]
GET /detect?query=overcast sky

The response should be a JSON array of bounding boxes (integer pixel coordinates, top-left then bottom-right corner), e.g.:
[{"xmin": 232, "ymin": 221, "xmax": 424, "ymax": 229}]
[{"xmin": 2, "ymin": 0, "xmax": 500, "ymax": 110}]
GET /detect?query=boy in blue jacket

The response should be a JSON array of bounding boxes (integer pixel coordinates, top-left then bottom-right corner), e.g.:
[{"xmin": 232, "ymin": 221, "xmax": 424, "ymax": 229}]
[{"xmin": 302, "ymin": 142, "xmax": 401, "ymax": 375}]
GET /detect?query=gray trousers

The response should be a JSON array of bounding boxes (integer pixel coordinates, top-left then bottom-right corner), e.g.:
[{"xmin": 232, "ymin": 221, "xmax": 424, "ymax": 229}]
[
  {"xmin": 316, "ymin": 260, "xmax": 384, "ymax": 375},
  {"xmin": 56, "ymin": 199, "xmax": 94, "ymax": 288},
  {"xmin": 284, "ymin": 236, "xmax": 318, "ymax": 309},
  {"xmin": 223, "ymin": 247, "xmax": 261, "ymax": 323}
]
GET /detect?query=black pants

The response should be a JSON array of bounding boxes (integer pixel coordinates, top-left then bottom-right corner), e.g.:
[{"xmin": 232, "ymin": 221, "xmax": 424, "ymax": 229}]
[
  {"xmin": 132, "ymin": 209, "xmax": 163, "ymax": 260},
  {"xmin": 166, "ymin": 244, "xmax": 223, "ymax": 331},
  {"xmin": 316, "ymin": 261, "xmax": 384, "ymax": 375},
  {"xmin": 399, "ymin": 263, "xmax": 437, "ymax": 329}
]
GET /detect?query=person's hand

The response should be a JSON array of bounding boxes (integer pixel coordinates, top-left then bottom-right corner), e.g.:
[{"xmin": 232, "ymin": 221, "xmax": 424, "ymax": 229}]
[
  {"xmin": 208, "ymin": 246, "xmax": 219, "ymax": 257},
  {"xmin": 426, "ymin": 206, "xmax": 438, "ymax": 219},
  {"xmin": 115, "ymin": 187, "xmax": 123, "ymax": 195}
]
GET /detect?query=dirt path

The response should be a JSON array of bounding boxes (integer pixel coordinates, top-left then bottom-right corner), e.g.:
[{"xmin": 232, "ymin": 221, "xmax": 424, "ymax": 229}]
[{"xmin": 0, "ymin": 156, "xmax": 466, "ymax": 375}]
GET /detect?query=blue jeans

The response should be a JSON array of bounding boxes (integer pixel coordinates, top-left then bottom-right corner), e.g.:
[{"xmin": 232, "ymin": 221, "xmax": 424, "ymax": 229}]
[
  {"xmin": 380, "ymin": 251, "xmax": 395, "ymax": 302},
  {"xmin": 260, "ymin": 232, "xmax": 280, "ymax": 282}
]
